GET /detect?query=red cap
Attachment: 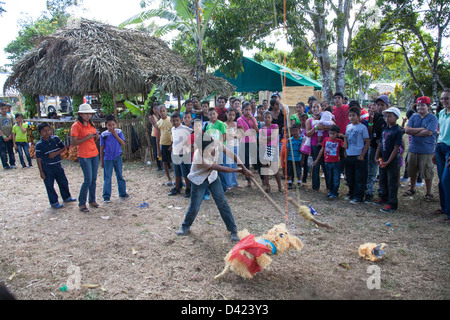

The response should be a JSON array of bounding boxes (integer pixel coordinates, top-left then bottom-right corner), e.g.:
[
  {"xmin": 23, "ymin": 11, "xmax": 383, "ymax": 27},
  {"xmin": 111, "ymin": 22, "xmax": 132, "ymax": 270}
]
[{"xmin": 417, "ymin": 96, "xmax": 431, "ymax": 105}]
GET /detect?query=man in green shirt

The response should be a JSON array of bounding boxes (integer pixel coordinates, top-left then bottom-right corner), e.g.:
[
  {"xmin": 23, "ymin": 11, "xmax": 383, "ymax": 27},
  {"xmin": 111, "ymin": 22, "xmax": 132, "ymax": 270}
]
[{"xmin": 0, "ymin": 102, "xmax": 16, "ymax": 169}]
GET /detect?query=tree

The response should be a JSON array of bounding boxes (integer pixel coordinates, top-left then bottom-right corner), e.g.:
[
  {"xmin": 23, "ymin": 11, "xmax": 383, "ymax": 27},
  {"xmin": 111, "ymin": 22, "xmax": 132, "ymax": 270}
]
[
  {"xmin": 354, "ymin": 0, "xmax": 449, "ymax": 102},
  {"xmin": 4, "ymin": 0, "xmax": 82, "ymax": 64},
  {"xmin": 120, "ymin": 0, "xmax": 221, "ymax": 98}
]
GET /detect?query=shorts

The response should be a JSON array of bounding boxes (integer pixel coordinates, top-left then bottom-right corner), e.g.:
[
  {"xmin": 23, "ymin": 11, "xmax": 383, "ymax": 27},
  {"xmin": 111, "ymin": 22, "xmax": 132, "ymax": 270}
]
[
  {"xmin": 173, "ymin": 159, "xmax": 191, "ymax": 178},
  {"xmin": 161, "ymin": 144, "xmax": 172, "ymax": 163},
  {"xmin": 407, "ymin": 152, "xmax": 434, "ymax": 180}
]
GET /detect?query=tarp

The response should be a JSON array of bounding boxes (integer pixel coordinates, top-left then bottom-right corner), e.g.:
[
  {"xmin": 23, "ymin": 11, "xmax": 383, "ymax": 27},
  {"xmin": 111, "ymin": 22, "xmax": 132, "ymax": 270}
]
[{"xmin": 214, "ymin": 57, "xmax": 322, "ymax": 93}]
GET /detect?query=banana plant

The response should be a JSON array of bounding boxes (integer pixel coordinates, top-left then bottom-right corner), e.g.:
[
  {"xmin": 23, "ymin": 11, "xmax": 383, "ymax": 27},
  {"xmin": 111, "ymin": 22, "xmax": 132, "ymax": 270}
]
[
  {"xmin": 120, "ymin": 0, "xmax": 221, "ymax": 98},
  {"xmin": 123, "ymin": 85, "xmax": 157, "ymax": 117}
]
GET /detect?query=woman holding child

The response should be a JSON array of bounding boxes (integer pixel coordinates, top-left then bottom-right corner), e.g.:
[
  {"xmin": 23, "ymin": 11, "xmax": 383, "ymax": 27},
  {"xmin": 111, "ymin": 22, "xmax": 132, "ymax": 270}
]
[
  {"xmin": 306, "ymin": 101, "xmax": 329, "ymax": 191},
  {"xmin": 71, "ymin": 103, "xmax": 100, "ymax": 212}
]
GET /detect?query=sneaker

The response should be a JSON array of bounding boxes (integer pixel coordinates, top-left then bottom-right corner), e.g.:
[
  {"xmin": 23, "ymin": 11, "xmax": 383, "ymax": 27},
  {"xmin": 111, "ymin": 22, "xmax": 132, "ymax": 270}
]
[
  {"xmin": 120, "ymin": 194, "xmax": 131, "ymax": 199},
  {"xmin": 51, "ymin": 203, "xmax": 64, "ymax": 209},
  {"xmin": 373, "ymin": 199, "xmax": 385, "ymax": 205},
  {"xmin": 416, "ymin": 182, "xmax": 424, "ymax": 187},
  {"xmin": 380, "ymin": 205, "xmax": 396, "ymax": 213},
  {"xmin": 344, "ymin": 195, "xmax": 352, "ymax": 201},
  {"xmin": 230, "ymin": 232, "xmax": 240, "ymax": 242},
  {"xmin": 103, "ymin": 198, "xmax": 111, "ymax": 203},
  {"xmin": 203, "ymin": 194, "xmax": 210, "ymax": 200},
  {"xmin": 63, "ymin": 197, "xmax": 77, "ymax": 202},
  {"xmin": 168, "ymin": 187, "xmax": 180, "ymax": 196},
  {"xmin": 10, "ymin": 165, "xmax": 17, "ymax": 169},
  {"xmin": 328, "ymin": 195, "xmax": 337, "ymax": 200},
  {"xmin": 400, "ymin": 177, "xmax": 408, "ymax": 182},
  {"xmin": 4, "ymin": 166, "xmax": 11, "ymax": 170},
  {"xmin": 364, "ymin": 194, "xmax": 373, "ymax": 203},
  {"xmin": 175, "ymin": 226, "xmax": 190, "ymax": 236},
  {"xmin": 166, "ymin": 181, "xmax": 173, "ymax": 186},
  {"xmin": 287, "ymin": 183, "xmax": 293, "ymax": 190},
  {"xmin": 184, "ymin": 188, "xmax": 191, "ymax": 198},
  {"xmin": 297, "ymin": 181, "xmax": 302, "ymax": 188},
  {"xmin": 350, "ymin": 199, "xmax": 361, "ymax": 205}
]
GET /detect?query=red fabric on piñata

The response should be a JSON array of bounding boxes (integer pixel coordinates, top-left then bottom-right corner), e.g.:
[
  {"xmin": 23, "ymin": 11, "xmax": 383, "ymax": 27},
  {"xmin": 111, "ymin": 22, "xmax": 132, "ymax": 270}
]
[{"xmin": 229, "ymin": 234, "xmax": 271, "ymax": 275}]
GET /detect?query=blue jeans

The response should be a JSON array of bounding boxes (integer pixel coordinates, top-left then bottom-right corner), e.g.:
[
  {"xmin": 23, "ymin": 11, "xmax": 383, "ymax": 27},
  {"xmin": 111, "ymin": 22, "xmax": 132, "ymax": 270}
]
[
  {"xmin": 78, "ymin": 156, "xmax": 99, "ymax": 206},
  {"xmin": 180, "ymin": 177, "xmax": 237, "ymax": 233},
  {"xmin": 0, "ymin": 137, "xmax": 15, "ymax": 168},
  {"xmin": 325, "ymin": 162, "xmax": 340, "ymax": 196},
  {"xmin": 15, "ymin": 142, "xmax": 32, "ymax": 167},
  {"xmin": 221, "ymin": 145, "xmax": 239, "ymax": 189},
  {"xmin": 366, "ymin": 146, "xmax": 379, "ymax": 197},
  {"xmin": 103, "ymin": 156, "xmax": 127, "ymax": 200},
  {"xmin": 42, "ymin": 164, "xmax": 72, "ymax": 206},
  {"xmin": 345, "ymin": 155, "xmax": 367, "ymax": 202},
  {"xmin": 435, "ymin": 143, "xmax": 450, "ymax": 218}
]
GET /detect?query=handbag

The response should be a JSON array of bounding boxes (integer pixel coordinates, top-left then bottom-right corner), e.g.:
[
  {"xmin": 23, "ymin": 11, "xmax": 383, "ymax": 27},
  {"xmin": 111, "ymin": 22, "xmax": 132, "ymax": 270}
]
[{"xmin": 300, "ymin": 136, "xmax": 311, "ymax": 154}]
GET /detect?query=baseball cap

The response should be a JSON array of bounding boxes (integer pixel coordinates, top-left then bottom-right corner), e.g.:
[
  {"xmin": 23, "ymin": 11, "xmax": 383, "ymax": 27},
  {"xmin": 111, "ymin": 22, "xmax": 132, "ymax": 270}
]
[
  {"xmin": 375, "ymin": 95, "xmax": 390, "ymax": 106},
  {"xmin": 382, "ymin": 107, "xmax": 401, "ymax": 118},
  {"xmin": 416, "ymin": 96, "xmax": 431, "ymax": 105}
]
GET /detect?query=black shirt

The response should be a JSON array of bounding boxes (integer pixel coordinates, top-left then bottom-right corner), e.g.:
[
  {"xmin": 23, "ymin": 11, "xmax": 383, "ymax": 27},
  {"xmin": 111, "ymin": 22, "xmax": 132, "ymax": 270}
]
[{"xmin": 370, "ymin": 112, "xmax": 387, "ymax": 149}]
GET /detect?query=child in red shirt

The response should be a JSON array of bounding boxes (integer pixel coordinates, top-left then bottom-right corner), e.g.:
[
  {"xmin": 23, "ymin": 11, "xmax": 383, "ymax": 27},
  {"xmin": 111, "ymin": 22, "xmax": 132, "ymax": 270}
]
[{"xmin": 312, "ymin": 125, "xmax": 345, "ymax": 199}]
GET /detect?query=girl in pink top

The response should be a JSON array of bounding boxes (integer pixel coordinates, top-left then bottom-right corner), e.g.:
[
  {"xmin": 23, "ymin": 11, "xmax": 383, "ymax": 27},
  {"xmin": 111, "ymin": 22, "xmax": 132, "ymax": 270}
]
[
  {"xmin": 237, "ymin": 102, "xmax": 259, "ymax": 187},
  {"xmin": 259, "ymin": 111, "xmax": 282, "ymax": 192}
]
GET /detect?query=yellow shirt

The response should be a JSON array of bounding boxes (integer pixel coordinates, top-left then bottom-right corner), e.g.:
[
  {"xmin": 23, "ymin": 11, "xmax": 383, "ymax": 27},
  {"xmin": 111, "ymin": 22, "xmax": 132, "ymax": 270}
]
[{"xmin": 157, "ymin": 117, "xmax": 173, "ymax": 146}]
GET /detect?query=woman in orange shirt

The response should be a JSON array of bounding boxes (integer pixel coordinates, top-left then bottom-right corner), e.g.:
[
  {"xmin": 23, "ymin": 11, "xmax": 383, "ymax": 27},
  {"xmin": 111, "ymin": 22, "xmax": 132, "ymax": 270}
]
[{"xmin": 71, "ymin": 103, "xmax": 100, "ymax": 212}]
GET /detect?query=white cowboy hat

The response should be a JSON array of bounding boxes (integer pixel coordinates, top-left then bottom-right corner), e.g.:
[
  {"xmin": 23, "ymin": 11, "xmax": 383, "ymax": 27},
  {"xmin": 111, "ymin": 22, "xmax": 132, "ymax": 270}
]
[{"xmin": 77, "ymin": 103, "xmax": 96, "ymax": 114}]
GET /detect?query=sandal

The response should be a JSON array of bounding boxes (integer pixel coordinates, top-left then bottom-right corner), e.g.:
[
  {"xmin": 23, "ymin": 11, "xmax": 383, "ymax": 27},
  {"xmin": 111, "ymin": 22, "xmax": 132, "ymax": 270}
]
[
  {"xmin": 402, "ymin": 189, "xmax": 415, "ymax": 197},
  {"xmin": 79, "ymin": 205, "xmax": 89, "ymax": 213},
  {"xmin": 424, "ymin": 194, "xmax": 434, "ymax": 202},
  {"xmin": 89, "ymin": 202, "xmax": 100, "ymax": 208}
]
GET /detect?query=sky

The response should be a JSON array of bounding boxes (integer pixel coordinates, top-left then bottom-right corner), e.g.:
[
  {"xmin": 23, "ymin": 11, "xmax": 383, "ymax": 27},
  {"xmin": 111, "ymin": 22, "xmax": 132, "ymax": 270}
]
[{"xmin": 0, "ymin": 0, "xmax": 149, "ymax": 68}]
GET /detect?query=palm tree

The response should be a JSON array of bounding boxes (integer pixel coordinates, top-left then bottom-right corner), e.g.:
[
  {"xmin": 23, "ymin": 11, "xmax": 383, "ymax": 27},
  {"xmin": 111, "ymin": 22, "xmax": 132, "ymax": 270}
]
[{"xmin": 120, "ymin": 0, "xmax": 221, "ymax": 98}]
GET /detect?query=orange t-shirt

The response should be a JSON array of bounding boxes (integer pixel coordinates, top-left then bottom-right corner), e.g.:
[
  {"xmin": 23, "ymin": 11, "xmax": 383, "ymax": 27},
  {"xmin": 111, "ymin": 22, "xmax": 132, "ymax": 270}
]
[{"xmin": 70, "ymin": 121, "xmax": 99, "ymax": 158}]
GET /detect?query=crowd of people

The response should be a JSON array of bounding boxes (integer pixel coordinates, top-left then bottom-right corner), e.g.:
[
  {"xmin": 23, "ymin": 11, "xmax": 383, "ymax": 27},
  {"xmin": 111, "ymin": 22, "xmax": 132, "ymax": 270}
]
[
  {"xmin": 1, "ymin": 87, "xmax": 449, "ymax": 231},
  {"xmin": 148, "ymin": 89, "xmax": 450, "ymax": 223}
]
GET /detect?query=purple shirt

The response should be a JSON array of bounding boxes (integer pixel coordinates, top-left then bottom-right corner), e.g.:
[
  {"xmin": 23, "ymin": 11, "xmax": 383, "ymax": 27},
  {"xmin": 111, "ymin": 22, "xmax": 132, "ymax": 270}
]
[{"xmin": 100, "ymin": 129, "xmax": 125, "ymax": 160}]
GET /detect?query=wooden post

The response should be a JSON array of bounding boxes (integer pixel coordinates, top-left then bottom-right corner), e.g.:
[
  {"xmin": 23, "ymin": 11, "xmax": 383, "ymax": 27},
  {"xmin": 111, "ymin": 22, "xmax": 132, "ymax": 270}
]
[{"xmin": 113, "ymin": 92, "xmax": 118, "ymax": 126}]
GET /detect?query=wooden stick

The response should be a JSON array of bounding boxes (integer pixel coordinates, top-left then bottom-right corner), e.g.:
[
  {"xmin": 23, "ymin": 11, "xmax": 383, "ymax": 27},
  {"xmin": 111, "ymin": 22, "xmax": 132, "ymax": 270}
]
[
  {"xmin": 288, "ymin": 198, "xmax": 333, "ymax": 229},
  {"xmin": 250, "ymin": 177, "xmax": 333, "ymax": 229}
]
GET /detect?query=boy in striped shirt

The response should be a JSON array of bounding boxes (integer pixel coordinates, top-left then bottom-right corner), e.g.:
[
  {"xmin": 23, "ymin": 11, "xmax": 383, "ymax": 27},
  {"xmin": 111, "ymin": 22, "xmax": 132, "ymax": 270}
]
[{"xmin": 35, "ymin": 122, "xmax": 75, "ymax": 209}]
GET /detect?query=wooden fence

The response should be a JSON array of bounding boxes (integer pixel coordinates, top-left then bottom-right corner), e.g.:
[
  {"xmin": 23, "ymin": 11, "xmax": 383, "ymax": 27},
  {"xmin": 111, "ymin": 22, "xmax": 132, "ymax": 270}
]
[{"xmin": 24, "ymin": 118, "xmax": 153, "ymax": 161}]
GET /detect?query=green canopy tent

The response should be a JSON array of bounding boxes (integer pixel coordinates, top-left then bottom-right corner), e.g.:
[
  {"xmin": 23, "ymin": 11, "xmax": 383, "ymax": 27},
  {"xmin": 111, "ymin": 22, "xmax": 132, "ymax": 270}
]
[{"xmin": 214, "ymin": 57, "xmax": 322, "ymax": 92}]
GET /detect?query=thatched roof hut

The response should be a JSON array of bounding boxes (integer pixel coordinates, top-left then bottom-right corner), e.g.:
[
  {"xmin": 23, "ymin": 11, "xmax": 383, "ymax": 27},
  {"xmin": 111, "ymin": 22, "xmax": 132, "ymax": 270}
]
[{"xmin": 3, "ymin": 19, "xmax": 235, "ymax": 98}]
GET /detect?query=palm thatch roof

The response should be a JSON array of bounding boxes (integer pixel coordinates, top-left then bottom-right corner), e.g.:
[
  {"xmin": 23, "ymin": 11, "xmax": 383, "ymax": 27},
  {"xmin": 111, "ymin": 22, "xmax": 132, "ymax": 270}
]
[{"xmin": 4, "ymin": 19, "xmax": 235, "ymax": 97}]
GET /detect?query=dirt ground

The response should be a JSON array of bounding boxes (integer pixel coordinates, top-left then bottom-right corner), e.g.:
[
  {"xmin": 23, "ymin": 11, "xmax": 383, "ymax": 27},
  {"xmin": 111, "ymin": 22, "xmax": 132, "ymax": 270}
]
[{"xmin": 0, "ymin": 158, "xmax": 448, "ymax": 301}]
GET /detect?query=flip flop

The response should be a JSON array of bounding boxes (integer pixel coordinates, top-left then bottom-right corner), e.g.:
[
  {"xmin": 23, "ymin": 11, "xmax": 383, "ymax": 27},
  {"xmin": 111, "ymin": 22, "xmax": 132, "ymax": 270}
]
[
  {"xmin": 424, "ymin": 194, "xmax": 434, "ymax": 202},
  {"xmin": 402, "ymin": 189, "xmax": 415, "ymax": 197},
  {"xmin": 79, "ymin": 205, "xmax": 89, "ymax": 213}
]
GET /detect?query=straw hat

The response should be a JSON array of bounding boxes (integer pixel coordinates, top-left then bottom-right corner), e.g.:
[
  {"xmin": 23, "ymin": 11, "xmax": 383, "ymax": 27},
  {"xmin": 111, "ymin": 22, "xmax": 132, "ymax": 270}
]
[{"xmin": 77, "ymin": 103, "xmax": 96, "ymax": 113}]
